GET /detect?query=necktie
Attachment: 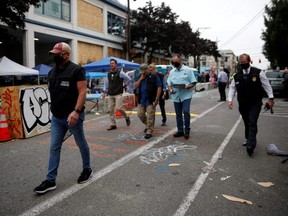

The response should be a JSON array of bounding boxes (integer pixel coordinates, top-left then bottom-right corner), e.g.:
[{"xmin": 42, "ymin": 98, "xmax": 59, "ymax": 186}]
[{"xmin": 244, "ymin": 70, "xmax": 248, "ymax": 75}]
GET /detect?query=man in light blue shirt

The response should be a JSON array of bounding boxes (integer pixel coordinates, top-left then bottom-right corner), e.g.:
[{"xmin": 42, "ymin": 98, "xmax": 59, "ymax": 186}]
[{"xmin": 167, "ymin": 54, "xmax": 197, "ymax": 139}]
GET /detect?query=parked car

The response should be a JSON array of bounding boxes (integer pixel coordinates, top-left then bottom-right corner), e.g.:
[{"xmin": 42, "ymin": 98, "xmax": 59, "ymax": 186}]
[{"xmin": 265, "ymin": 70, "xmax": 285, "ymax": 95}]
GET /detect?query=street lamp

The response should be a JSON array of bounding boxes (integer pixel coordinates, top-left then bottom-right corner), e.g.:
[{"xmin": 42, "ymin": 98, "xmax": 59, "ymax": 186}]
[{"xmin": 127, "ymin": 0, "xmax": 136, "ymax": 60}]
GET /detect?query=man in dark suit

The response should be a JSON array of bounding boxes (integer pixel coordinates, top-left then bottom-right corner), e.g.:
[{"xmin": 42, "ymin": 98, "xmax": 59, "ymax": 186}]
[{"xmin": 227, "ymin": 53, "xmax": 274, "ymax": 156}]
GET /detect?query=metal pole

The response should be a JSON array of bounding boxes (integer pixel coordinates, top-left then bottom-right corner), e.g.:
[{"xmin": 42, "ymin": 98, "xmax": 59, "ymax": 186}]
[{"xmin": 127, "ymin": 0, "xmax": 131, "ymax": 60}]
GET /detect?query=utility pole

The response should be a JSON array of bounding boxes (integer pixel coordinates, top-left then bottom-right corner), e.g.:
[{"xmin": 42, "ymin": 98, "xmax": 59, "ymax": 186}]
[{"xmin": 126, "ymin": 0, "xmax": 136, "ymax": 61}]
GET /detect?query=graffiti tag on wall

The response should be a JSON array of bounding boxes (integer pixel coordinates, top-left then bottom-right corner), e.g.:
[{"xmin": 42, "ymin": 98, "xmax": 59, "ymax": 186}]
[{"xmin": 19, "ymin": 86, "xmax": 52, "ymax": 137}]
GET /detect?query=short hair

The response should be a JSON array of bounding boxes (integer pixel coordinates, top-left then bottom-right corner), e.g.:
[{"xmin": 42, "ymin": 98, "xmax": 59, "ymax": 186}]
[
  {"xmin": 172, "ymin": 54, "xmax": 181, "ymax": 61},
  {"xmin": 148, "ymin": 63, "xmax": 156, "ymax": 68},
  {"xmin": 110, "ymin": 58, "xmax": 117, "ymax": 64},
  {"xmin": 239, "ymin": 53, "xmax": 251, "ymax": 62}
]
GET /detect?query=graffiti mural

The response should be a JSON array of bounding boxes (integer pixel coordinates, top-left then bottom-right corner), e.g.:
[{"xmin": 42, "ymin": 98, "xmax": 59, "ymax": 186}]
[{"xmin": 19, "ymin": 87, "xmax": 51, "ymax": 138}]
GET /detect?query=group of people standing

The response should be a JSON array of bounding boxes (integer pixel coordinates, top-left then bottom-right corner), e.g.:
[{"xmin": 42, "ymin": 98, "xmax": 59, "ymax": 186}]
[{"xmin": 34, "ymin": 41, "xmax": 274, "ymax": 195}]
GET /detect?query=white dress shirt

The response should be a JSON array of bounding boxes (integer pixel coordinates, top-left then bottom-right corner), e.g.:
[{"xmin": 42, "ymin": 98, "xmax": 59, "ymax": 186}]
[{"xmin": 228, "ymin": 68, "xmax": 274, "ymax": 101}]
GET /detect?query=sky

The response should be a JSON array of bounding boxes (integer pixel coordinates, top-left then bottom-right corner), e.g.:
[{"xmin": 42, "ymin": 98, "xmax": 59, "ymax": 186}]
[{"xmin": 117, "ymin": 0, "xmax": 272, "ymax": 69}]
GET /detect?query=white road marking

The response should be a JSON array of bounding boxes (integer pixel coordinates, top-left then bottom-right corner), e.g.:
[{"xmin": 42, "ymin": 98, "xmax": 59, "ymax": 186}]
[
  {"xmin": 19, "ymin": 102, "xmax": 223, "ymax": 216},
  {"xmin": 173, "ymin": 115, "xmax": 242, "ymax": 216}
]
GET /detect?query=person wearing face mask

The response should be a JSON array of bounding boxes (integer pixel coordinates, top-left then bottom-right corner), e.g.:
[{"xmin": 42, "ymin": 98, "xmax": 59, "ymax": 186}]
[
  {"xmin": 227, "ymin": 53, "xmax": 274, "ymax": 156},
  {"xmin": 34, "ymin": 42, "xmax": 92, "ymax": 194},
  {"xmin": 167, "ymin": 54, "xmax": 197, "ymax": 140},
  {"xmin": 102, "ymin": 59, "xmax": 132, "ymax": 130}
]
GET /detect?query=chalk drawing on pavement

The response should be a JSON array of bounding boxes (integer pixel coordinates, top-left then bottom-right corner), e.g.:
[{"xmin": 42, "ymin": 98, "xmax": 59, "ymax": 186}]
[{"xmin": 139, "ymin": 144, "xmax": 197, "ymax": 164}]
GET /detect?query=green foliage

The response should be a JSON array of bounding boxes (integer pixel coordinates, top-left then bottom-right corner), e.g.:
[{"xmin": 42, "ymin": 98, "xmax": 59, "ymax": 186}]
[
  {"xmin": 0, "ymin": 0, "xmax": 44, "ymax": 29},
  {"xmin": 262, "ymin": 0, "xmax": 288, "ymax": 68},
  {"xmin": 130, "ymin": 1, "xmax": 219, "ymax": 63}
]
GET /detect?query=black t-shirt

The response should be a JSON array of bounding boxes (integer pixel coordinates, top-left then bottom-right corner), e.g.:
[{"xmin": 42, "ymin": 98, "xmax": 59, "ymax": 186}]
[{"xmin": 48, "ymin": 61, "xmax": 86, "ymax": 118}]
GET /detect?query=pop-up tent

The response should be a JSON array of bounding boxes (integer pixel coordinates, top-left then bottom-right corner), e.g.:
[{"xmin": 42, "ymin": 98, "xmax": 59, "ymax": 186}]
[
  {"xmin": 83, "ymin": 56, "xmax": 140, "ymax": 71},
  {"xmin": 0, "ymin": 56, "xmax": 39, "ymax": 76},
  {"xmin": 33, "ymin": 64, "xmax": 52, "ymax": 76},
  {"xmin": 85, "ymin": 72, "xmax": 107, "ymax": 79}
]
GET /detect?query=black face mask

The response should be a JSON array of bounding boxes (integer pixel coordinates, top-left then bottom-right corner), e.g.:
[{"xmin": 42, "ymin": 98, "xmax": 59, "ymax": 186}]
[
  {"xmin": 172, "ymin": 62, "xmax": 180, "ymax": 68},
  {"xmin": 54, "ymin": 55, "xmax": 65, "ymax": 66},
  {"xmin": 240, "ymin": 63, "xmax": 250, "ymax": 70}
]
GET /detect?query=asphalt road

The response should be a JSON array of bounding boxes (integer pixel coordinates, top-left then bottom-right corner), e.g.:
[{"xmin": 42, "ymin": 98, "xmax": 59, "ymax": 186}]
[{"xmin": 0, "ymin": 88, "xmax": 287, "ymax": 216}]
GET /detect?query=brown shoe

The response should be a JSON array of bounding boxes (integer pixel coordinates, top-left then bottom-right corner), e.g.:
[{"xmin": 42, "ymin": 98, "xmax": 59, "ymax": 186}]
[
  {"xmin": 107, "ymin": 125, "xmax": 117, "ymax": 130},
  {"xmin": 184, "ymin": 133, "xmax": 189, "ymax": 139}
]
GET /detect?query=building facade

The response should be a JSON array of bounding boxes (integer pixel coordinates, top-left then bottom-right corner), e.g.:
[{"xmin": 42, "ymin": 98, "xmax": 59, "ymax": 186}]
[{"xmin": 0, "ymin": 0, "xmax": 134, "ymax": 68}]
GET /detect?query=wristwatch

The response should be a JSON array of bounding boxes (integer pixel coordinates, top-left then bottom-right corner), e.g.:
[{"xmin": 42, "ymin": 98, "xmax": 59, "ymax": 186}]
[{"xmin": 74, "ymin": 108, "xmax": 81, "ymax": 113}]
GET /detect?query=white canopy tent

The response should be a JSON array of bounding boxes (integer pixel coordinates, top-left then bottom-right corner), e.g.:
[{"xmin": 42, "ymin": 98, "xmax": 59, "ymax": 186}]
[
  {"xmin": 0, "ymin": 56, "xmax": 39, "ymax": 85},
  {"xmin": 0, "ymin": 56, "xmax": 39, "ymax": 76}
]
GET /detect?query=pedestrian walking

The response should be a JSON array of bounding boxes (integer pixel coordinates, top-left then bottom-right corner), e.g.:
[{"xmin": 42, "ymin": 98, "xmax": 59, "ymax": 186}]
[
  {"xmin": 151, "ymin": 64, "xmax": 168, "ymax": 126},
  {"xmin": 103, "ymin": 58, "xmax": 131, "ymax": 130},
  {"xmin": 167, "ymin": 54, "xmax": 197, "ymax": 139},
  {"xmin": 217, "ymin": 67, "xmax": 228, "ymax": 101},
  {"xmin": 34, "ymin": 42, "xmax": 92, "ymax": 194},
  {"xmin": 228, "ymin": 53, "xmax": 274, "ymax": 156},
  {"xmin": 134, "ymin": 63, "xmax": 162, "ymax": 139}
]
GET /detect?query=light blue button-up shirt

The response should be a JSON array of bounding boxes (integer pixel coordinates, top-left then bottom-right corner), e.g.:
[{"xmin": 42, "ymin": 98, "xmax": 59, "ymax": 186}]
[{"xmin": 167, "ymin": 65, "xmax": 197, "ymax": 102}]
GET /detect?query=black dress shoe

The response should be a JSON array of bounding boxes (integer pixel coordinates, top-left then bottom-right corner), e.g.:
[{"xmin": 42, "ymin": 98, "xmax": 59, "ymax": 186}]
[
  {"xmin": 107, "ymin": 125, "xmax": 117, "ymax": 130},
  {"xmin": 243, "ymin": 140, "xmax": 248, "ymax": 146},
  {"xmin": 173, "ymin": 132, "xmax": 184, "ymax": 137},
  {"xmin": 161, "ymin": 122, "xmax": 166, "ymax": 126},
  {"xmin": 144, "ymin": 134, "xmax": 152, "ymax": 139},
  {"xmin": 247, "ymin": 147, "xmax": 254, "ymax": 156},
  {"xmin": 126, "ymin": 116, "xmax": 131, "ymax": 126},
  {"xmin": 184, "ymin": 133, "xmax": 189, "ymax": 139}
]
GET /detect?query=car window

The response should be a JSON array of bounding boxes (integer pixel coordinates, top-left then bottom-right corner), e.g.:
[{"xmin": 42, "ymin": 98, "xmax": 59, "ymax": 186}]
[{"xmin": 266, "ymin": 72, "xmax": 284, "ymax": 78}]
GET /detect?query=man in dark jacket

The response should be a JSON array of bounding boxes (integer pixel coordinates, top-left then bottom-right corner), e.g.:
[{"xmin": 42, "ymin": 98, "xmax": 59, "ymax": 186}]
[
  {"xmin": 34, "ymin": 42, "xmax": 92, "ymax": 194},
  {"xmin": 228, "ymin": 53, "xmax": 274, "ymax": 156},
  {"xmin": 134, "ymin": 63, "xmax": 162, "ymax": 139},
  {"xmin": 103, "ymin": 59, "xmax": 131, "ymax": 130}
]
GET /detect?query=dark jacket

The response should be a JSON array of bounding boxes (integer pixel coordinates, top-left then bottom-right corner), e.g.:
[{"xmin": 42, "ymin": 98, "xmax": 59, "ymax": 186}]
[
  {"xmin": 234, "ymin": 67, "xmax": 264, "ymax": 104},
  {"xmin": 48, "ymin": 61, "xmax": 86, "ymax": 118},
  {"xmin": 137, "ymin": 73, "xmax": 158, "ymax": 104},
  {"xmin": 107, "ymin": 69, "xmax": 124, "ymax": 96}
]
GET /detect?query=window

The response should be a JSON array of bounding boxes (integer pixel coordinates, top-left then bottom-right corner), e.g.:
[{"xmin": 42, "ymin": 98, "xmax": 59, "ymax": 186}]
[
  {"xmin": 107, "ymin": 12, "xmax": 126, "ymax": 37},
  {"xmin": 35, "ymin": 0, "xmax": 71, "ymax": 22}
]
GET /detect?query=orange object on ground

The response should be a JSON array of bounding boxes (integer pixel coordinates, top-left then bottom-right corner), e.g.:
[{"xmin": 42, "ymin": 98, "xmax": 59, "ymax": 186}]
[
  {"xmin": 0, "ymin": 109, "xmax": 12, "ymax": 142},
  {"xmin": 115, "ymin": 109, "xmax": 123, "ymax": 118}
]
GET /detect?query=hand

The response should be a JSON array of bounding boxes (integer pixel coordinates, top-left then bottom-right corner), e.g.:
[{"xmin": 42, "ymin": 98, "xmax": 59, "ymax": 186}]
[
  {"xmin": 139, "ymin": 74, "xmax": 146, "ymax": 81},
  {"xmin": 228, "ymin": 101, "xmax": 233, "ymax": 109},
  {"xmin": 267, "ymin": 98, "xmax": 275, "ymax": 108},
  {"xmin": 102, "ymin": 93, "xmax": 106, "ymax": 99},
  {"xmin": 68, "ymin": 111, "xmax": 79, "ymax": 126},
  {"xmin": 153, "ymin": 101, "xmax": 158, "ymax": 107}
]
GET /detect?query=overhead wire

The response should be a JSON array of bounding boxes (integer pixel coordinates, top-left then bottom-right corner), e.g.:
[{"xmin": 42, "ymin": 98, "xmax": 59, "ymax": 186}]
[{"xmin": 219, "ymin": 1, "xmax": 272, "ymax": 49}]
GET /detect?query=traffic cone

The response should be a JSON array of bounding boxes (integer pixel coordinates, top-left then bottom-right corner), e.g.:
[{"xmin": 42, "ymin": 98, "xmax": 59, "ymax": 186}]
[
  {"xmin": 115, "ymin": 109, "xmax": 123, "ymax": 118},
  {"xmin": 0, "ymin": 109, "xmax": 12, "ymax": 142}
]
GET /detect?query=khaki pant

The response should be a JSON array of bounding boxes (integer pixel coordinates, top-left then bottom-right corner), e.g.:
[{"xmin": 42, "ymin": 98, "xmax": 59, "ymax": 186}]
[
  {"xmin": 108, "ymin": 94, "xmax": 128, "ymax": 126},
  {"xmin": 137, "ymin": 104, "xmax": 156, "ymax": 134}
]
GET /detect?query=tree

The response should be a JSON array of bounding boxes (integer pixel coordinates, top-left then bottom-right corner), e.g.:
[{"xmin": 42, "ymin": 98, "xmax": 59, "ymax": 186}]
[
  {"xmin": 130, "ymin": 1, "xmax": 220, "ymax": 64},
  {"xmin": 262, "ymin": 0, "xmax": 288, "ymax": 69},
  {"xmin": 0, "ymin": 0, "xmax": 44, "ymax": 29},
  {"xmin": 130, "ymin": 1, "xmax": 179, "ymax": 63}
]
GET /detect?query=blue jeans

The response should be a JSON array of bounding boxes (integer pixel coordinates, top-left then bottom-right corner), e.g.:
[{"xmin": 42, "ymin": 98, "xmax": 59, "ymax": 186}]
[
  {"xmin": 47, "ymin": 111, "xmax": 91, "ymax": 182},
  {"xmin": 174, "ymin": 98, "xmax": 192, "ymax": 134}
]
